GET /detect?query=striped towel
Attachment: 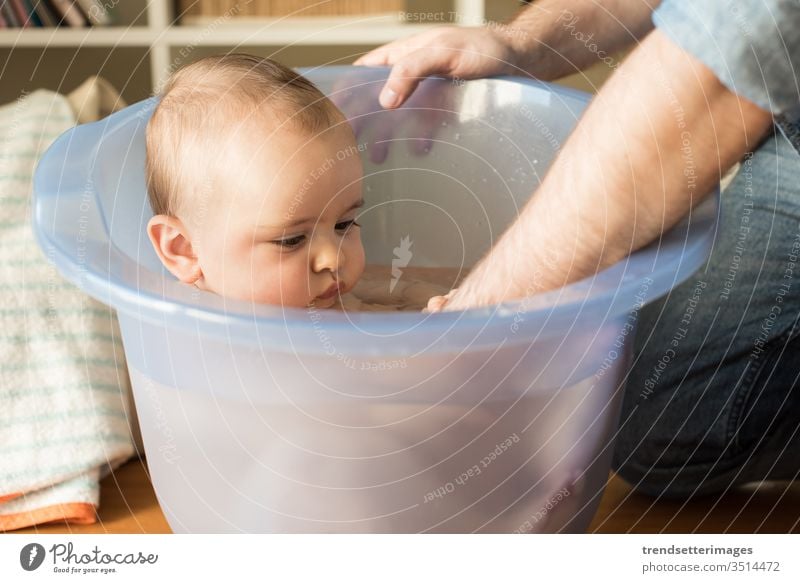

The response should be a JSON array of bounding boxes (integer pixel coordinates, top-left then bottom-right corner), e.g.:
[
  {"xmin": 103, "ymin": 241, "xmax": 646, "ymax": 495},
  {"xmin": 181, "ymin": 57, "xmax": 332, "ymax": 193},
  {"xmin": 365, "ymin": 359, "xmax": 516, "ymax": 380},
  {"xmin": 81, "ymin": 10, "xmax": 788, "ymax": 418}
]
[{"xmin": 0, "ymin": 88, "xmax": 136, "ymax": 530}]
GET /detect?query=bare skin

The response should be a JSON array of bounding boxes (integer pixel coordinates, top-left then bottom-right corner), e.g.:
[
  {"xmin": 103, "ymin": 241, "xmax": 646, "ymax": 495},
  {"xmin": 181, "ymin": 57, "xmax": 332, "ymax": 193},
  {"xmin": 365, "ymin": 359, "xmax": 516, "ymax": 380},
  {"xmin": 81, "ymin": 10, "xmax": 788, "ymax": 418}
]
[
  {"xmin": 355, "ymin": 0, "xmax": 662, "ymax": 108},
  {"xmin": 356, "ymin": 0, "xmax": 774, "ymax": 312}
]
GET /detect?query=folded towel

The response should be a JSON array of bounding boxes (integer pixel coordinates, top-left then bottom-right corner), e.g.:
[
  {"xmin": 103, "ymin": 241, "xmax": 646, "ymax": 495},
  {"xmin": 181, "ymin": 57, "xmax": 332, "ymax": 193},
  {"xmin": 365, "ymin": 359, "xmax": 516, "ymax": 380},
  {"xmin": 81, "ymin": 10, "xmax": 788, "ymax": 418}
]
[{"xmin": 0, "ymin": 88, "xmax": 136, "ymax": 531}]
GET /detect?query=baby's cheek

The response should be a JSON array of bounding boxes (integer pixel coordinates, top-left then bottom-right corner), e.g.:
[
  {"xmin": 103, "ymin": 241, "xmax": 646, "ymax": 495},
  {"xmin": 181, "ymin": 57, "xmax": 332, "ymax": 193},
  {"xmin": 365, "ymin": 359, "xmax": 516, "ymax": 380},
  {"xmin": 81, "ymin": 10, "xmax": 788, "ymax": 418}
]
[
  {"xmin": 278, "ymin": 259, "xmax": 316, "ymax": 306},
  {"xmin": 248, "ymin": 252, "xmax": 306, "ymax": 307},
  {"xmin": 347, "ymin": 236, "xmax": 367, "ymax": 281}
]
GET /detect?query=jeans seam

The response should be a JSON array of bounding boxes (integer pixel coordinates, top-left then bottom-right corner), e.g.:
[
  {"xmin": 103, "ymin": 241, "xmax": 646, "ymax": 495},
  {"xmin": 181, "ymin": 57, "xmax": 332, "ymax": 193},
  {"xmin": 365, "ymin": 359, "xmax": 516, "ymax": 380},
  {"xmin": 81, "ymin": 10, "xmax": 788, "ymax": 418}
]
[
  {"xmin": 725, "ymin": 326, "xmax": 798, "ymax": 454},
  {"xmin": 748, "ymin": 202, "xmax": 800, "ymax": 221},
  {"xmin": 618, "ymin": 443, "xmax": 748, "ymax": 477}
]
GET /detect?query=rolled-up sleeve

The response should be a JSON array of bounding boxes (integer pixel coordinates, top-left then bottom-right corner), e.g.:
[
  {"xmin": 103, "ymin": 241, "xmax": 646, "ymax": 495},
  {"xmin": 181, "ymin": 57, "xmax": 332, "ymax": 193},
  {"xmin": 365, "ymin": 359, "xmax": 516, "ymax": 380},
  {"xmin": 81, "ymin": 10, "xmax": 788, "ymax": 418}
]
[{"xmin": 652, "ymin": 0, "xmax": 800, "ymax": 115}]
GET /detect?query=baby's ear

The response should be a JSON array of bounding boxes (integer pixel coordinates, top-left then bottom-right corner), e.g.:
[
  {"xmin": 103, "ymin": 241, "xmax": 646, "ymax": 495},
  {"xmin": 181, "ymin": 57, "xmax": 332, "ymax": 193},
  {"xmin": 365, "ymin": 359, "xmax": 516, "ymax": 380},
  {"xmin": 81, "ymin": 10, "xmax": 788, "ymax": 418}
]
[{"xmin": 147, "ymin": 215, "xmax": 201, "ymax": 284}]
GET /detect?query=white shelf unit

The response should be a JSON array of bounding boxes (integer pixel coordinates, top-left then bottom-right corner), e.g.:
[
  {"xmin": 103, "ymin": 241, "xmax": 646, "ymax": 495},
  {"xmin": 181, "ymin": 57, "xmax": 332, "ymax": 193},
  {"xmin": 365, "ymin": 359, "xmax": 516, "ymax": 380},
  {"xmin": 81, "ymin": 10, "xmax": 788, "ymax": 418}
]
[{"xmin": 0, "ymin": 1, "xmax": 493, "ymax": 93}]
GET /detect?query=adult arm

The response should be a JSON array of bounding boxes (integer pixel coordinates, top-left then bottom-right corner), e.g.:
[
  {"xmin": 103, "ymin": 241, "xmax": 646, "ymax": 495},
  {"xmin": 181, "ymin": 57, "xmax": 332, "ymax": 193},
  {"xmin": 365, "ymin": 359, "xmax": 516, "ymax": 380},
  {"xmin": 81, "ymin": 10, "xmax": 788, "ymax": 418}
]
[
  {"xmin": 356, "ymin": 0, "xmax": 662, "ymax": 108},
  {"xmin": 444, "ymin": 27, "xmax": 774, "ymax": 310}
]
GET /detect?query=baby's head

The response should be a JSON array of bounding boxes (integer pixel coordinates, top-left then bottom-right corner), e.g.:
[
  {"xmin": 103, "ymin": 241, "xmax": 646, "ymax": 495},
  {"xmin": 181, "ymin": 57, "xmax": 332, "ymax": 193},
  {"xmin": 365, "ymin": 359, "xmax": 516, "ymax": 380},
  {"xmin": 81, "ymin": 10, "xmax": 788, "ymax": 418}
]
[{"xmin": 146, "ymin": 53, "xmax": 365, "ymax": 309}]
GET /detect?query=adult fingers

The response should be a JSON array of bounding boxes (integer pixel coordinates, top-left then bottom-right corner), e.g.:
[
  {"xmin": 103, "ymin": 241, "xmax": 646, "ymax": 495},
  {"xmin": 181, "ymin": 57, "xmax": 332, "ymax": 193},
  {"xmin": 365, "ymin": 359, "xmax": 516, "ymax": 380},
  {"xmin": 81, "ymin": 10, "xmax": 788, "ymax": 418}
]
[
  {"xmin": 354, "ymin": 47, "xmax": 392, "ymax": 67},
  {"xmin": 354, "ymin": 28, "xmax": 443, "ymax": 66},
  {"xmin": 424, "ymin": 295, "xmax": 448, "ymax": 313},
  {"xmin": 367, "ymin": 121, "xmax": 396, "ymax": 164},
  {"xmin": 378, "ymin": 47, "xmax": 457, "ymax": 109}
]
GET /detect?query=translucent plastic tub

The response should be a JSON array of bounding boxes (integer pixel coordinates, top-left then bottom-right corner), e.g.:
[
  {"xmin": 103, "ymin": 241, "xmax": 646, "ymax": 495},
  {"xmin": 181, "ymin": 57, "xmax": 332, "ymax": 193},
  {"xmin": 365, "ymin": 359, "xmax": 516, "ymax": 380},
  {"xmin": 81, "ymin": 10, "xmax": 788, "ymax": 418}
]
[{"xmin": 33, "ymin": 66, "xmax": 718, "ymax": 533}]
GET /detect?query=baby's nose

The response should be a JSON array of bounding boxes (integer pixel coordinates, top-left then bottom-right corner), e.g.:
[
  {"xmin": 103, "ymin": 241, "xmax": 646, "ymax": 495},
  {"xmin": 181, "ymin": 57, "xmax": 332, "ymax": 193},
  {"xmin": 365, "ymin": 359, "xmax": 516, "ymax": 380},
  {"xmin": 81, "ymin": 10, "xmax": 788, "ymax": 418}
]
[{"xmin": 311, "ymin": 238, "xmax": 345, "ymax": 274}]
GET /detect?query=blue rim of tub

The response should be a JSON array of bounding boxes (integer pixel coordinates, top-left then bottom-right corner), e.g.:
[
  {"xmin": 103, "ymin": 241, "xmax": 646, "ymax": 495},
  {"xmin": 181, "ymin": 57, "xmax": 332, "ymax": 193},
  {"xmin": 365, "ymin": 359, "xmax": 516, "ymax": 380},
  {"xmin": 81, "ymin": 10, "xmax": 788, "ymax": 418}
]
[{"xmin": 31, "ymin": 67, "xmax": 719, "ymax": 353}]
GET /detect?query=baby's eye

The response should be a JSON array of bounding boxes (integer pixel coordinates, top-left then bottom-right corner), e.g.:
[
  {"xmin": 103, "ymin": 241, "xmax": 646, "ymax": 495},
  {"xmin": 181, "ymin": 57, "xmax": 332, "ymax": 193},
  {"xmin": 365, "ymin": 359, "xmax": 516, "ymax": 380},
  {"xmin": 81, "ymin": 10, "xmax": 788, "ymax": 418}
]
[
  {"xmin": 335, "ymin": 219, "xmax": 361, "ymax": 232},
  {"xmin": 272, "ymin": 234, "xmax": 306, "ymax": 248}
]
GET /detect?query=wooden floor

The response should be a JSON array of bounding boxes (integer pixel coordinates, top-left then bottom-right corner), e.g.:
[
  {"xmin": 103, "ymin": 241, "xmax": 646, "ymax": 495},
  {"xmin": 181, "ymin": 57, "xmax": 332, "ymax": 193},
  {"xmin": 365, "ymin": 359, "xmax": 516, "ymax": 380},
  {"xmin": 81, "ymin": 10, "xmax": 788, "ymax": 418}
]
[{"xmin": 9, "ymin": 458, "xmax": 800, "ymax": 534}]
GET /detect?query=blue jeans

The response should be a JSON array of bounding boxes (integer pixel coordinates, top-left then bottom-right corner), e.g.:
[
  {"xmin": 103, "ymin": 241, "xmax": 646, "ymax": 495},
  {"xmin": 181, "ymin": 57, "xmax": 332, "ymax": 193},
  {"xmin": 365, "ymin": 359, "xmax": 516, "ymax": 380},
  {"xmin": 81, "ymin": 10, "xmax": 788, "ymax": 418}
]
[{"xmin": 612, "ymin": 128, "xmax": 800, "ymax": 498}]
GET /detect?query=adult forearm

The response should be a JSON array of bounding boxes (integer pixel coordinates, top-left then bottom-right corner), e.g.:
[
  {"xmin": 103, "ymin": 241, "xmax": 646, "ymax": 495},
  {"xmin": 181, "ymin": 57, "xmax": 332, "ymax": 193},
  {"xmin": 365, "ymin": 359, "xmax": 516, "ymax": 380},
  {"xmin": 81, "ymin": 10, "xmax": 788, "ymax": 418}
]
[
  {"xmin": 446, "ymin": 28, "xmax": 774, "ymax": 310},
  {"xmin": 506, "ymin": 0, "xmax": 661, "ymax": 80}
]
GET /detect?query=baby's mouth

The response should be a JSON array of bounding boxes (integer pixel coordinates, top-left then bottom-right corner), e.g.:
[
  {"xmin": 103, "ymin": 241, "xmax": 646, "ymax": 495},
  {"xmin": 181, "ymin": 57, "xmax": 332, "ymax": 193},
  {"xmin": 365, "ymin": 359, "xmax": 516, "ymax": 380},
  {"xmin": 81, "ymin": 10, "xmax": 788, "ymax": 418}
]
[{"xmin": 316, "ymin": 281, "xmax": 343, "ymax": 301}]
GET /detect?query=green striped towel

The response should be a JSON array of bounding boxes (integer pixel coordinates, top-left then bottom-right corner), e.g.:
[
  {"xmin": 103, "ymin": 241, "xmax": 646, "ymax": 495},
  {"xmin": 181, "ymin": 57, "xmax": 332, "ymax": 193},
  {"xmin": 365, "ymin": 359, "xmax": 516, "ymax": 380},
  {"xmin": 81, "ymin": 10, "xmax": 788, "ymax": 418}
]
[{"xmin": 0, "ymin": 89, "xmax": 135, "ymax": 530}]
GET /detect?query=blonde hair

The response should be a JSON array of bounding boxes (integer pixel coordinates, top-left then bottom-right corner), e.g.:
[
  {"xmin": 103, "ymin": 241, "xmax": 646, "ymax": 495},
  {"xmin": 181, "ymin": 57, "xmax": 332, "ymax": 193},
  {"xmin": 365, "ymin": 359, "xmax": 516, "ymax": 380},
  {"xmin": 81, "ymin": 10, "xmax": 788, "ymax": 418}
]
[{"xmin": 145, "ymin": 53, "xmax": 345, "ymax": 217}]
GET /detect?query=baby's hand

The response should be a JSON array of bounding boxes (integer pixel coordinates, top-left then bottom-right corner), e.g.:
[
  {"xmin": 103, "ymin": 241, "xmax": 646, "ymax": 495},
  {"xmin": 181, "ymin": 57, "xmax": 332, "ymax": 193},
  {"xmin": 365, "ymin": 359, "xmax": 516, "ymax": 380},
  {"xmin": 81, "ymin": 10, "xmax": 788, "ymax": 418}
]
[{"xmin": 422, "ymin": 288, "xmax": 458, "ymax": 313}]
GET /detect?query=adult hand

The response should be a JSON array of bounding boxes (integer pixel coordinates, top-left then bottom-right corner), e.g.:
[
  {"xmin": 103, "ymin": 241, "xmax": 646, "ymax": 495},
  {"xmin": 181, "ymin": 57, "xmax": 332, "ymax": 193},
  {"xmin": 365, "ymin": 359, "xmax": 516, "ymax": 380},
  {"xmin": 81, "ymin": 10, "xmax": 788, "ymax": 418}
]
[
  {"xmin": 422, "ymin": 288, "xmax": 458, "ymax": 314},
  {"xmin": 354, "ymin": 26, "xmax": 523, "ymax": 109},
  {"xmin": 330, "ymin": 70, "xmax": 459, "ymax": 164}
]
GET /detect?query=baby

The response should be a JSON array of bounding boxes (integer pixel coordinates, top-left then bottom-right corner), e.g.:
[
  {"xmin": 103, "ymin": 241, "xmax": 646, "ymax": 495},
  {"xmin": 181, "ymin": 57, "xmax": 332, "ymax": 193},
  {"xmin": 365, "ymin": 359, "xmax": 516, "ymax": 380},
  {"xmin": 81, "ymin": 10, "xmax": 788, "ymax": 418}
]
[
  {"xmin": 146, "ymin": 53, "xmax": 369, "ymax": 310},
  {"xmin": 145, "ymin": 53, "xmax": 455, "ymax": 312}
]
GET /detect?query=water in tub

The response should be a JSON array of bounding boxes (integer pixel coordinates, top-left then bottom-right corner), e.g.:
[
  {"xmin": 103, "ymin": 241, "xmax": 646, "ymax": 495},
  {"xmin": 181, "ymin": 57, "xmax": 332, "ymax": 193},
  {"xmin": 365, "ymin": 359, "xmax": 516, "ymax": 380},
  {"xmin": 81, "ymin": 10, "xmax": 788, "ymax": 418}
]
[{"xmin": 334, "ymin": 265, "xmax": 460, "ymax": 311}]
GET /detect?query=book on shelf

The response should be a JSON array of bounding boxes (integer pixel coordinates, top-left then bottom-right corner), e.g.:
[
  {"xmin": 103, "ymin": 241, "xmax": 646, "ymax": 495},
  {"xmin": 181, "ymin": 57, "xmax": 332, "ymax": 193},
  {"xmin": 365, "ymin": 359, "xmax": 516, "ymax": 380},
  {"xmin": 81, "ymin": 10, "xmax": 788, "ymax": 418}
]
[
  {"xmin": 8, "ymin": 0, "xmax": 31, "ymax": 27},
  {"xmin": 33, "ymin": 0, "xmax": 56, "ymax": 26},
  {"xmin": 48, "ymin": 0, "xmax": 87, "ymax": 26},
  {"xmin": 0, "ymin": 0, "xmax": 113, "ymax": 28},
  {"xmin": 0, "ymin": 2, "xmax": 17, "ymax": 27},
  {"xmin": 74, "ymin": 0, "xmax": 110, "ymax": 25}
]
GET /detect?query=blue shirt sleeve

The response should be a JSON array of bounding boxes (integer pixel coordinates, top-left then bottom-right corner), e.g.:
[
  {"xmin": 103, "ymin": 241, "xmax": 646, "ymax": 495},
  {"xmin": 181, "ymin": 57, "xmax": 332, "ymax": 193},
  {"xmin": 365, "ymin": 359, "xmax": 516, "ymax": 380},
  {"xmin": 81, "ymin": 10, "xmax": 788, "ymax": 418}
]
[{"xmin": 652, "ymin": 0, "xmax": 800, "ymax": 115}]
